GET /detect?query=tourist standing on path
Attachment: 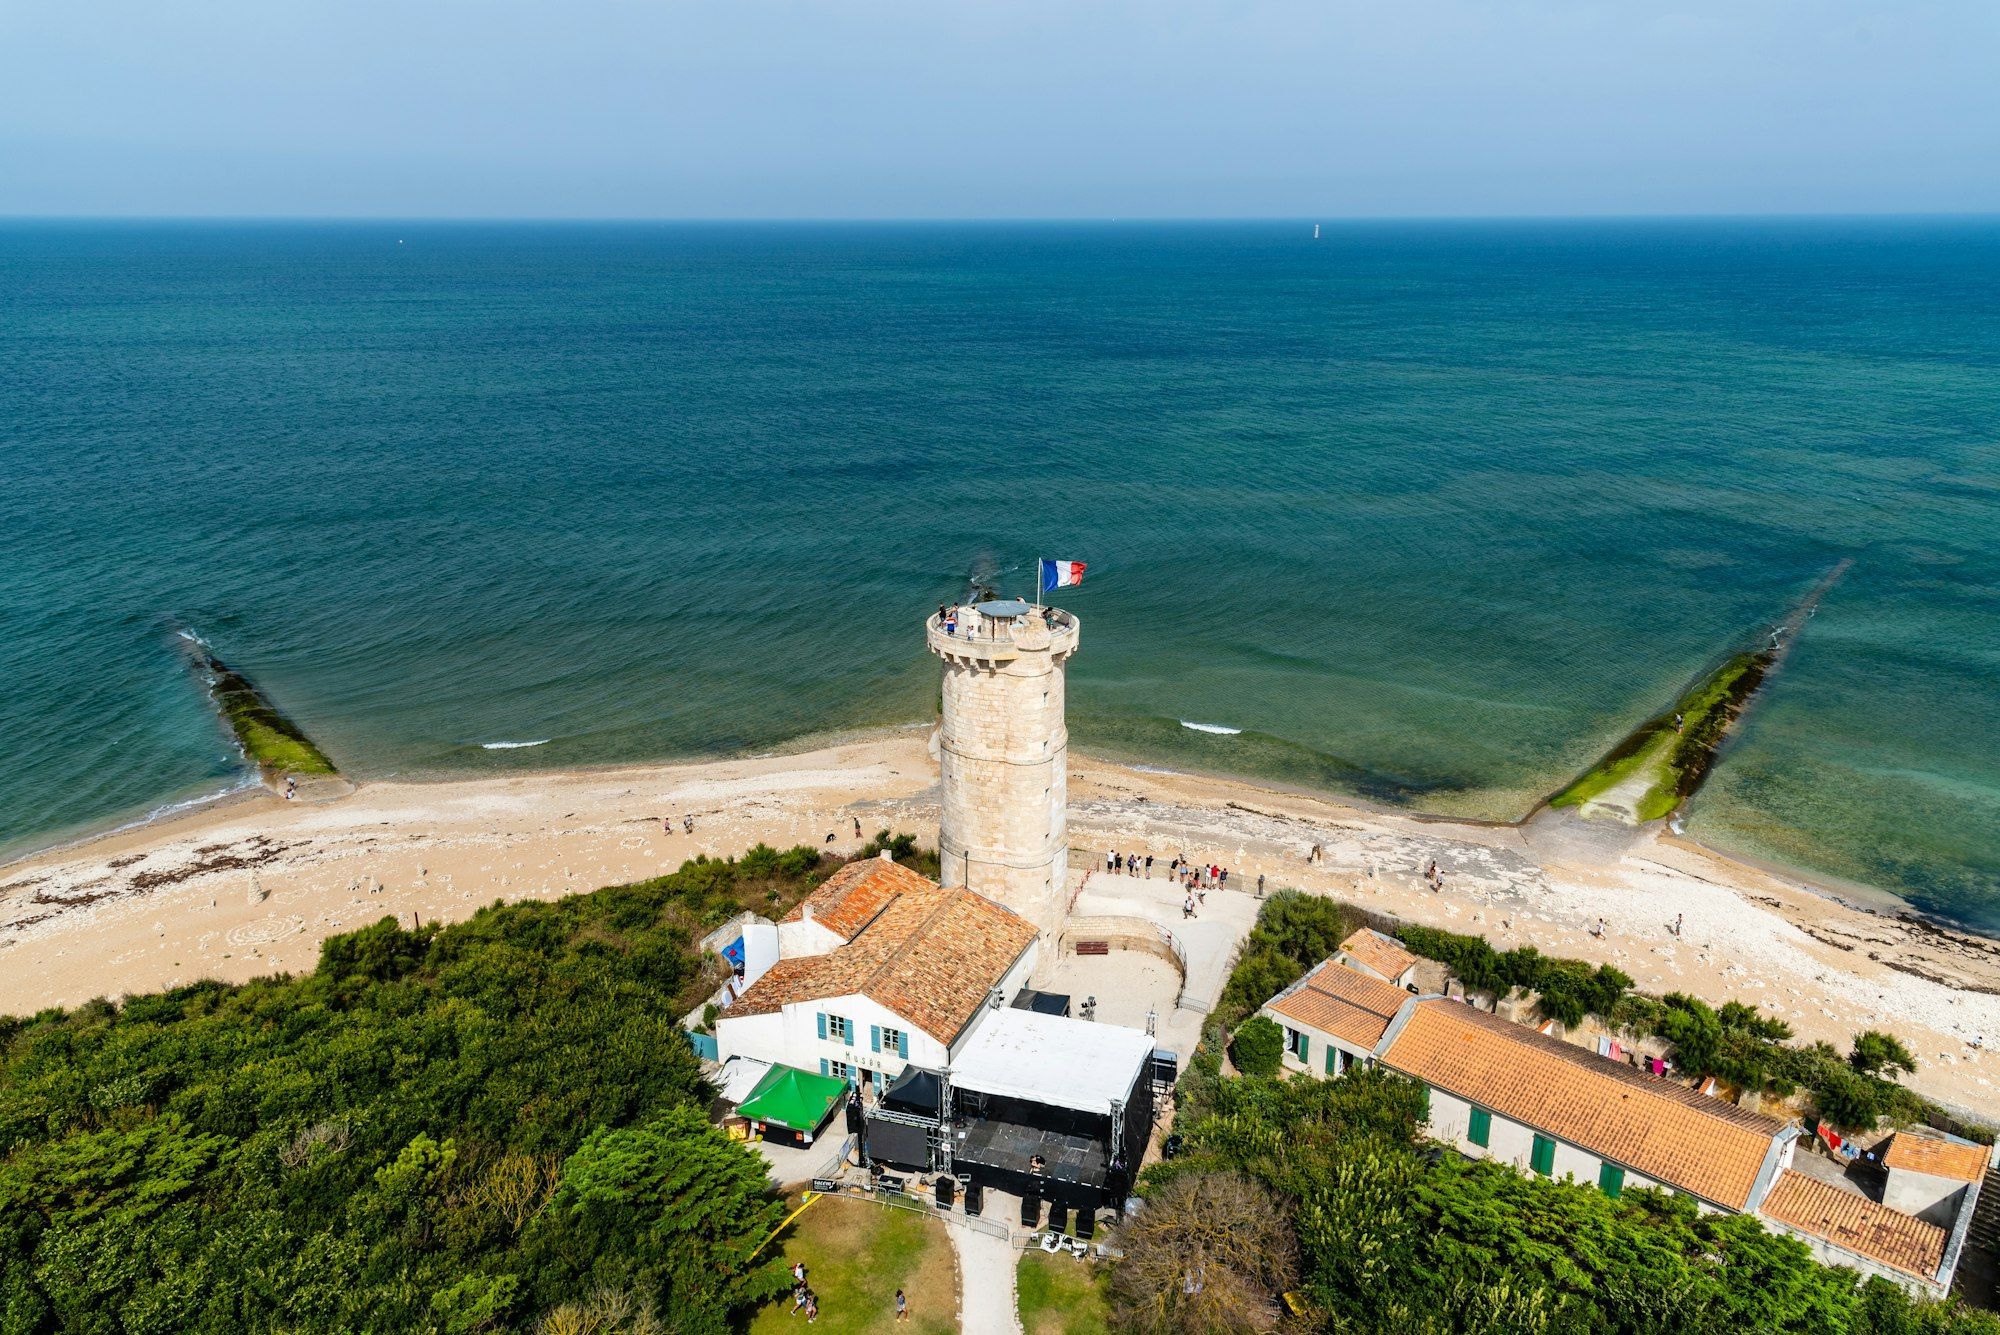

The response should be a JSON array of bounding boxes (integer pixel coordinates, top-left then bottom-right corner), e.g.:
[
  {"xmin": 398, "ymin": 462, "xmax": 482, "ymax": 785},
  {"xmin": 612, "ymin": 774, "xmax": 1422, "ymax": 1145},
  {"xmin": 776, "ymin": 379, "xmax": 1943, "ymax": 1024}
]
[
  {"xmin": 1256, "ymin": 873, "xmax": 1265, "ymax": 897},
  {"xmin": 1673, "ymin": 913, "xmax": 1684, "ymax": 938}
]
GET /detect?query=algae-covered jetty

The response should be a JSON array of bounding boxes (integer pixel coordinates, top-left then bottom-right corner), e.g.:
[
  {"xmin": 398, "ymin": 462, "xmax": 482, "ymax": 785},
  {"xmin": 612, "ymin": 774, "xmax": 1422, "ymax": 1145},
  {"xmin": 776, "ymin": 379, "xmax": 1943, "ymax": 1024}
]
[
  {"xmin": 177, "ymin": 632, "xmax": 339, "ymax": 784},
  {"xmin": 1547, "ymin": 560, "xmax": 1850, "ymax": 825}
]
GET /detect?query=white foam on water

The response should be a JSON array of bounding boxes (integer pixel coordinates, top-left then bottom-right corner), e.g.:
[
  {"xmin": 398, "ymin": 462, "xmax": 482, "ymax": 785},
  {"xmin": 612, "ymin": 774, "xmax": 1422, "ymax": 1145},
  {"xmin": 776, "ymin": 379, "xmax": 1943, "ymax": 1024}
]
[
  {"xmin": 482, "ymin": 739, "xmax": 550, "ymax": 750},
  {"xmin": 1179, "ymin": 720, "xmax": 1242, "ymax": 735}
]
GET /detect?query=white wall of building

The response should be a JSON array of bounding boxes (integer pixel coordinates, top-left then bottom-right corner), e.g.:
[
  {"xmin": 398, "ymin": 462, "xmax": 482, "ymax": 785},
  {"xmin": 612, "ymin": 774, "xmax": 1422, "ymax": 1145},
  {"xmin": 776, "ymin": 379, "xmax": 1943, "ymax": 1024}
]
[
  {"xmin": 1264, "ymin": 1011, "xmax": 1374, "ymax": 1079},
  {"xmin": 741, "ymin": 920, "xmax": 781, "ymax": 989},
  {"xmin": 1884, "ymin": 1169, "xmax": 1968, "ymax": 1224},
  {"xmin": 1427, "ymin": 1087, "xmax": 1670, "ymax": 1200},
  {"xmin": 717, "ymin": 940, "xmax": 1039, "ymax": 1091},
  {"xmin": 776, "ymin": 914, "xmax": 844, "ymax": 959}
]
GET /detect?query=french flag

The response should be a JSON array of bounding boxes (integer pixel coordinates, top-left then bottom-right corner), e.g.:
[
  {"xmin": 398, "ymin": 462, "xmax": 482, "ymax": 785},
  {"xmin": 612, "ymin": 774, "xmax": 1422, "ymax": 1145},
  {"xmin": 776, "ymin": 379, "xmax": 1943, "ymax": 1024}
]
[{"xmin": 1039, "ymin": 559, "xmax": 1086, "ymax": 592}]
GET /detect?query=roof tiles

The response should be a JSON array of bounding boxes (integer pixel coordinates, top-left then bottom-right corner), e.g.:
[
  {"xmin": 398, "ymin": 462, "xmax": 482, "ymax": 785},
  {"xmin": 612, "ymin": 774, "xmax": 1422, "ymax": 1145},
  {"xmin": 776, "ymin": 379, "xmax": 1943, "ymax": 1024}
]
[
  {"xmin": 732, "ymin": 864, "xmax": 1037, "ymax": 1044},
  {"xmin": 1881, "ymin": 1132, "xmax": 1990, "ymax": 1184},
  {"xmin": 781, "ymin": 858, "xmax": 939, "ymax": 940},
  {"xmin": 1339, "ymin": 928, "xmax": 1418, "ymax": 982},
  {"xmin": 1380, "ymin": 1000, "xmax": 1786, "ymax": 1210},
  {"xmin": 1266, "ymin": 960, "xmax": 1409, "ymax": 1052},
  {"xmin": 1761, "ymin": 1170, "xmax": 1948, "ymax": 1280}
]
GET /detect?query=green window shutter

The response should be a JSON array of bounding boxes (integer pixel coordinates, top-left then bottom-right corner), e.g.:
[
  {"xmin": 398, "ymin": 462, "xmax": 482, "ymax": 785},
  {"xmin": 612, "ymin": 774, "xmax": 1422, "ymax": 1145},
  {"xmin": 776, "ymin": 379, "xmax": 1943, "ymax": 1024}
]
[
  {"xmin": 1531, "ymin": 1134, "xmax": 1556, "ymax": 1176},
  {"xmin": 1598, "ymin": 1162, "xmax": 1624, "ymax": 1199},
  {"xmin": 1299, "ymin": 1033, "xmax": 1310, "ymax": 1064},
  {"xmin": 1325, "ymin": 1044, "xmax": 1338, "ymax": 1075},
  {"xmin": 871, "ymin": 1025, "xmax": 882, "ymax": 1054},
  {"xmin": 816, "ymin": 1012, "xmax": 827, "ymax": 1041},
  {"xmin": 1468, "ymin": 1106, "xmax": 1491, "ymax": 1148},
  {"xmin": 896, "ymin": 1031, "xmax": 909, "ymax": 1058}
]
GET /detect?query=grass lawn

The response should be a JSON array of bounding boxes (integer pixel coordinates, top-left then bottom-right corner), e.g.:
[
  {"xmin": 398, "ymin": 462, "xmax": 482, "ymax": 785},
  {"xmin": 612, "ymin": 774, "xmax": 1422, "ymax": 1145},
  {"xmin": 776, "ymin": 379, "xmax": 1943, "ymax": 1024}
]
[
  {"xmin": 750, "ymin": 1194, "xmax": 957, "ymax": 1335},
  {"xmin": 1016, "ymin": 1249, "xmax": 1111, "ymax": 1335}
]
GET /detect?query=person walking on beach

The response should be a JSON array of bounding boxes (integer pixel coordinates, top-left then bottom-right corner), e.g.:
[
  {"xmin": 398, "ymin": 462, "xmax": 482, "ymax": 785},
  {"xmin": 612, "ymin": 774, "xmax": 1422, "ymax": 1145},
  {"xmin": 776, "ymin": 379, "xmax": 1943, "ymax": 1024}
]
[
  {"xmin": 1145, "ymin": 854, "xmax": 1154, "ymax": 877},
  {"xmin": 894, "ymin": 1289, "xmax": 909, "ymax": 1322},
  {"xmin": 853, "ymin": 816, "xmax": 862, "ymax": 838}
]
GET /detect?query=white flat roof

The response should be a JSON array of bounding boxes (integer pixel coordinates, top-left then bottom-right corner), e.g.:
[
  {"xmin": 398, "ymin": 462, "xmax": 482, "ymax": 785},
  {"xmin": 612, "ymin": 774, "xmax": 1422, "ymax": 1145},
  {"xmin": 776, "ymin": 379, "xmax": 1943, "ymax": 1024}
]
[
  {"xmin": 952, "ymin": 1008, "xmax": 1154, "ymax": 1116},
  {"xmin": 716, "ymin": 1056, "xmax": 773, "ymax": 1105}
]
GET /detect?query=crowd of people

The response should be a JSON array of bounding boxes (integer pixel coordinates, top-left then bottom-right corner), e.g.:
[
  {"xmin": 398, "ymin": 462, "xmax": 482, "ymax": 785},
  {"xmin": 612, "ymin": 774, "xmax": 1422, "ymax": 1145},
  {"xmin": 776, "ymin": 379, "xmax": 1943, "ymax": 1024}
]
[{"xmin": 1100, "ymin": 849, "xmax": 1243, "ymax": 920}]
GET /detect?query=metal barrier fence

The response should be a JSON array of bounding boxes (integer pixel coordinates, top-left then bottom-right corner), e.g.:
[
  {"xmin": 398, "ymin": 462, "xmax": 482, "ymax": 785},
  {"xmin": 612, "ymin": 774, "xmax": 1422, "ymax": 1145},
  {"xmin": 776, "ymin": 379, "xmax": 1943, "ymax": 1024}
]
[{"xmin": 812, "ymin": 1176, "xmax": 1013, "ymax": 1241}]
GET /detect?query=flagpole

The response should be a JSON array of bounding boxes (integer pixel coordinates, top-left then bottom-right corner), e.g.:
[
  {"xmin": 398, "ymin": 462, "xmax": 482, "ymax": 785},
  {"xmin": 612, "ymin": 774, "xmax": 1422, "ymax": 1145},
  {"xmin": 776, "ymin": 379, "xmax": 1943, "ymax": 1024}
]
[{"xmin": 1035, "ymin": 556, "xmax": 1042, "ymax": 608}]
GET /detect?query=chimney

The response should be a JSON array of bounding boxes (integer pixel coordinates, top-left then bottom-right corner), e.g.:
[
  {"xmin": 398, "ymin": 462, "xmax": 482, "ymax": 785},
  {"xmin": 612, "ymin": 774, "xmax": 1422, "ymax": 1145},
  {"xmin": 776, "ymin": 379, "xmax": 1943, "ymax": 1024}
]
[
  {"xmin": 880, "ymin": 849, "xmax": 894, "ymax": 862},
  {"xmin": 801, "ymin": 903, "xmax": 813, "ymax": 923}
]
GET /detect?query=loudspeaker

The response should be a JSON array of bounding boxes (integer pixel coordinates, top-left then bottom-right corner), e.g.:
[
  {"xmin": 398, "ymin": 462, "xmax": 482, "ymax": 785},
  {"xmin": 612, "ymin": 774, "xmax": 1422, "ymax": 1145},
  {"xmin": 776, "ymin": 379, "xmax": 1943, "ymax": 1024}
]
[
  {"xmin": 935, "ymin": 1174, "xmax": 955, "ymax": 1209},
  {"xmin": 1049, "ymin": 1203, "xmax": 1070, "ymax": 1236},
  {"xmin": 963, "ymin": 1179, "xmax": 984, "ymax": 1216},
  {"xmin": 1020, "ymin": 1194, "xmax": 1042, "ymax": 1228}
]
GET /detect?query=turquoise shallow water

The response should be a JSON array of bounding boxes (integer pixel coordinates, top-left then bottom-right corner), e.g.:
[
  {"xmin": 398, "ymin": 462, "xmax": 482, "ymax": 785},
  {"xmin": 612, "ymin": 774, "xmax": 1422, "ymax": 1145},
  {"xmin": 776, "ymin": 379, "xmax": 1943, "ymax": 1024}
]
[{"xmin": 2, "ymin": 220, "xmax": 1996, "ymax": 932}]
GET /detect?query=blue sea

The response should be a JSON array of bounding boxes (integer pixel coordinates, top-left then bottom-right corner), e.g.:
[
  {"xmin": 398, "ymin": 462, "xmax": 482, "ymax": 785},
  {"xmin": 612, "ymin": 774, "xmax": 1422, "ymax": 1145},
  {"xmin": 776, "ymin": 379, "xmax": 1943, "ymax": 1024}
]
[{"xmin": 2, "ymin": 220, "xmax": 1996, "ymax": 934}]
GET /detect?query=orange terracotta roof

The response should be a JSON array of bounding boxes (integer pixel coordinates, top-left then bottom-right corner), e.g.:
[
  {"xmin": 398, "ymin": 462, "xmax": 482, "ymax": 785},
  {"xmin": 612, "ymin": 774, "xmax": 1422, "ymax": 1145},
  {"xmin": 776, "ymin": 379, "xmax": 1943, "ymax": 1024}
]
[
  {"xmin": 1266, "ymin": 960, "xmax": 1409, "ymax": 1052},
  {"xmin": 1339, "ymin": 928, "xmax": 1418, "ymax": 982},
  {"xmin": 1881, "ymin": 1132, "xmax": 1990, "ymax": 1184},
  {"xmin": 781, "ymin": 858, "xmax": 940, "ymax": 940},
  {"xmin": 1380, "ymin": 1000, "xmax": 1787, "ymax": 1210},
  {"xmin": 733, "ymin": 873, "xmax": 1036, "ymax": 1044},
  {"xmin": 1761, "ymin": 1170, "xmax": 1947, "ymax": 1280}
]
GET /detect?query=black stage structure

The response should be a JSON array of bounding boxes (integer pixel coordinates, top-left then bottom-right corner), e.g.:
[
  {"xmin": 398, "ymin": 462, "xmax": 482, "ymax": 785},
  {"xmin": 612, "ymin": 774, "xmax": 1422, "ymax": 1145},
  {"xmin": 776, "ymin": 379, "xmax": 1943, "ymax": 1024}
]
[{"xmin": 858, "ymin": 1011, "xmax": 1157, "ymax": 1214}]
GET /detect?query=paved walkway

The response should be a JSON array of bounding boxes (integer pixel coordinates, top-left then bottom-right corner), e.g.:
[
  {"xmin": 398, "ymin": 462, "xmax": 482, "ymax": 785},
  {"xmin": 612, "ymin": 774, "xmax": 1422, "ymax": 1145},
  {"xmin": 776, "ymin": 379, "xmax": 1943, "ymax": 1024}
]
[
  {"xmin": 1070, "ymin": 869, "xmax": 1259, "ymax": 1023},
  {"xmin": 947, "ymin": 1216, "xmax": 1024, "ymax": 1335}
]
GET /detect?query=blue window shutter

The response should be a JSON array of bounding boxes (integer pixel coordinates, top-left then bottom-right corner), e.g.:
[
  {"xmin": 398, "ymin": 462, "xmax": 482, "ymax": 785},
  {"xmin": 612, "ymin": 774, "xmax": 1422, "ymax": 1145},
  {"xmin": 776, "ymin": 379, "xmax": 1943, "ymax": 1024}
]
[
  {"xmin": 897, "ymin": 1031, "xmax": 909, "ymax": 1059},
  {"xmin": 820, "ymin": 1058, "xmax": 829, "ymax": 1077},
  {"xmin": 841, "ymin": 1015, "xmax": 853, "ymax": 1047},
  {"xmin": 871, "ymin": 1025, "xmax": 882, "ymax": 1054},
  {"xmin": 816, "ymin": 1012, "xmax": 827, "ymax": 1041}
]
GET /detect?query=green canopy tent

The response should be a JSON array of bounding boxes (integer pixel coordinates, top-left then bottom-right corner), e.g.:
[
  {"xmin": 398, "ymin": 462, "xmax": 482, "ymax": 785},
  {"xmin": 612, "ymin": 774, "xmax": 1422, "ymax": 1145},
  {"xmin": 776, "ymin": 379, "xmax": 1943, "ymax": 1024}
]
[{"xmin": 736, "ymin": 1063, "xmax": 848, "ymax": 1142}]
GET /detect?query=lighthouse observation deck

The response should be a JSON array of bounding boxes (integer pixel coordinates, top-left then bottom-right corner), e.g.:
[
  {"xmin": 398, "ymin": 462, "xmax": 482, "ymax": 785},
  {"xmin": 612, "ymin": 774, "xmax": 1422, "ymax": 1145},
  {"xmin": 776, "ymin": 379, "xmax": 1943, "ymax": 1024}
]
[{"xmin": 926, "ymin": 601, "xmax": 1081, "ymax": 663}]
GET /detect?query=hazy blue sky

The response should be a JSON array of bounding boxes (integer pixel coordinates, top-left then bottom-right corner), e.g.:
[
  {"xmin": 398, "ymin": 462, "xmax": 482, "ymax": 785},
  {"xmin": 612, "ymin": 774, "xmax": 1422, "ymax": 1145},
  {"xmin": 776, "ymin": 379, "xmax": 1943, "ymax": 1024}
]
[{"xmin": 2, "ymin": 0, "xmax": 1994, "ymax": 218}]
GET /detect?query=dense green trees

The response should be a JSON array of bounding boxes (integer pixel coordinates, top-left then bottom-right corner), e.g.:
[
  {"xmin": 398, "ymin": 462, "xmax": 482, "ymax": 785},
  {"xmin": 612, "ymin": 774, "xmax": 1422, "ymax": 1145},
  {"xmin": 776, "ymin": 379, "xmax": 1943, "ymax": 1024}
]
[{"xmin": 0, "ymin": 845, "xmax": 843, "ymax": 1333}]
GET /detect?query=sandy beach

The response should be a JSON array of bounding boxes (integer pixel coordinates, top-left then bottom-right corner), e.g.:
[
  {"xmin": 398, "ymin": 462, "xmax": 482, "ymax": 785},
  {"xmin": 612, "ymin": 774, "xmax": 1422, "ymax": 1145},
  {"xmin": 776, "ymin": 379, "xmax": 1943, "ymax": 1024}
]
[{"xmin": 4, "ymin": 732, "xmax": 1997, "ymax": 1122}]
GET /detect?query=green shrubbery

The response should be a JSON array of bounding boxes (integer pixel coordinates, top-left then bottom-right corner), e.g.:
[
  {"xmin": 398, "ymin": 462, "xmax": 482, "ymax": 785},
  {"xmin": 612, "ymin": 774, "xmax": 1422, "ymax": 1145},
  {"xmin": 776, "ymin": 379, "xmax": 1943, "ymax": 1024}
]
[
  {"xmin": 1229, "ymin": 1016, "xmax": 1283, "ymax": 1077},
  {"xmin": 0, "ymin": 843, "xmax": 856, "ymax": 1333}
]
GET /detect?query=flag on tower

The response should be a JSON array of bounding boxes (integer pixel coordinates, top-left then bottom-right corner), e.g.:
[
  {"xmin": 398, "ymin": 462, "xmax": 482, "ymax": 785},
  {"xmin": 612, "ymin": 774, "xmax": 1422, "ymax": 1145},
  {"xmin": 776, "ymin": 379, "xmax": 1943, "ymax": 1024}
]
[{"xmin": 1039, "ymin": 559, "xmax": 1087, "ymax": 592}]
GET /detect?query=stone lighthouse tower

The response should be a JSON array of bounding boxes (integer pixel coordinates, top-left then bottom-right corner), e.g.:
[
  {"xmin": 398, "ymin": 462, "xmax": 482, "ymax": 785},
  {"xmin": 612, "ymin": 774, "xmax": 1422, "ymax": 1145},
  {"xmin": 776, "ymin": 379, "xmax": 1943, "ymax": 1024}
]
[{"xmin": 926, "ymin": 598, "xmax": 1081, "ymax": 931}]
